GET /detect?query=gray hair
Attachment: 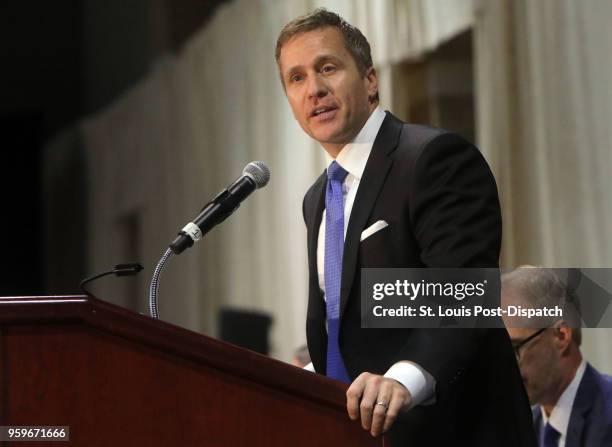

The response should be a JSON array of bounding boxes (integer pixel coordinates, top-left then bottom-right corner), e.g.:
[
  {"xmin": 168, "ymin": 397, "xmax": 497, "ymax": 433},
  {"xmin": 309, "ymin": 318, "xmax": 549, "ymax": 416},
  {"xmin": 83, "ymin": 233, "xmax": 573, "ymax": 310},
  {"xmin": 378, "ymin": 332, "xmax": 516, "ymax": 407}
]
[{"xmin": 502, "ymin": 266, "xmax": 582, "ymax": 345}]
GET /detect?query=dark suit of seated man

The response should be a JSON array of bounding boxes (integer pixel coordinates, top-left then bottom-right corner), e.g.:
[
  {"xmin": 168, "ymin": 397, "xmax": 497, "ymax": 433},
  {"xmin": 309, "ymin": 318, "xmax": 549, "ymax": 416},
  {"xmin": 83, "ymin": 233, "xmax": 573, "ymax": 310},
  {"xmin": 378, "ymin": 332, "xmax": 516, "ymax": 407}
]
[
  {"xmin": 502, "ymin": 267, "xmax": 612, "ymax": 447},
  {"xmin": 275, "ymin": 8, "xmax": 536, "ymax": 446}
]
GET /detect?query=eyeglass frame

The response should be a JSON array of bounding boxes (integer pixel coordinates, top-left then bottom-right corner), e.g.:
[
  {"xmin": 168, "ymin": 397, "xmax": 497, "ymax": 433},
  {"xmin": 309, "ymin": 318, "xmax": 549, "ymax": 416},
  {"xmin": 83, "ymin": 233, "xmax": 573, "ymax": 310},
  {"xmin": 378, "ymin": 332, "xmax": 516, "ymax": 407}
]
[{"xmin": 511, "ymin": 327, "xmax": 548, "ymax": 360}]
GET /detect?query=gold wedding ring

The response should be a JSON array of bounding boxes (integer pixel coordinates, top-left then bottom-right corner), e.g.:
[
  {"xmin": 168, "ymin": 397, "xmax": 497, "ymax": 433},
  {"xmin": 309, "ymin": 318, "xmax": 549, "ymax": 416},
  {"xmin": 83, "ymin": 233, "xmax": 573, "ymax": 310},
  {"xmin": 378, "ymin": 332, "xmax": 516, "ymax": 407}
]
[{"xmin": 375, "ymin": 401, "xmax": 389, "ymax": 410}]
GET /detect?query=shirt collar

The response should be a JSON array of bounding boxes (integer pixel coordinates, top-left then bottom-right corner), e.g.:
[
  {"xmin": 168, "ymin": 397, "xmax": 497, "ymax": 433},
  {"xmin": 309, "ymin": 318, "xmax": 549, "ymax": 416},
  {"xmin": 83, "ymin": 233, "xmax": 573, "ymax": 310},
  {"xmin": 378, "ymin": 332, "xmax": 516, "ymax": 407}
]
[
  {"xmin": 324, "ymin": 106, "xmax": 386, "ymax": 181},
  {"xmin": 540, "ymin": 359, "xmax": 587, "ymax": 437}
]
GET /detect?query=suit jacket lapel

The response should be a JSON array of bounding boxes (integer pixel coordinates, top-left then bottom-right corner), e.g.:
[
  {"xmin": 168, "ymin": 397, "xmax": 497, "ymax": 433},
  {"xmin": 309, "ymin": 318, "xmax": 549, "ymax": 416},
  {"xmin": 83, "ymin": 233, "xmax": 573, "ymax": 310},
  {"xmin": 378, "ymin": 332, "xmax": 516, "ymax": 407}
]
[
  {"xmin": 566, "ymin": 364, "xmax": 596, "ymax": 447},
  {"xmin": 532, "ymin": 407, "xmax": 543, "ymax": 443},
  {"xmin": 306, "ymin": 171, "xmax": 327, "ymax": 299},
  {"xmin": 340, "ymin": 113, "xmax": 402, "ymax": 319}
]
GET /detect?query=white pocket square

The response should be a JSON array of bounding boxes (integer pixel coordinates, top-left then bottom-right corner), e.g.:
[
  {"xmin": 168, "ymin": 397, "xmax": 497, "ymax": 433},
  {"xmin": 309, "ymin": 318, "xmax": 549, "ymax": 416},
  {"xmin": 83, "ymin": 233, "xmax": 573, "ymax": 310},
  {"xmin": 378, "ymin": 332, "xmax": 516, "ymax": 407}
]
[{"xmin": 360, "ymin": 220, "xmax": 388, "ymax": 242}]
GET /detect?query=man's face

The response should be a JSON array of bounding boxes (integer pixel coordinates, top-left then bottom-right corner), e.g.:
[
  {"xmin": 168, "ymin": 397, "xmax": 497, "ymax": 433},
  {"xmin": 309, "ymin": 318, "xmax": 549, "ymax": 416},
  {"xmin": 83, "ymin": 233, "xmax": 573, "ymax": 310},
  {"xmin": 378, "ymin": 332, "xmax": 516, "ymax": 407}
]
[
  {"xmin": 506, "ymin": 326, "xmax": 561, "ymax": 405},
  {"xmin": 278, "ymin": 27, "xmax": 378, "ymax": 154},
  {"xmin": 502, "ymin": 287, "xmax": 562, "ymax": 405}
]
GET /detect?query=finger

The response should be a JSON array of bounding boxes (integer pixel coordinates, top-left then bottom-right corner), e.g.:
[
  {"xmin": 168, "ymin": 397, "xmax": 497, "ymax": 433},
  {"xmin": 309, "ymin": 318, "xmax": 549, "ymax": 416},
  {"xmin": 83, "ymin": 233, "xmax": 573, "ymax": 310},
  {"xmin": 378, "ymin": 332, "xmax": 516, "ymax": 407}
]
[
  {"xmin": 370, "ymin": 381, "xmax": 394, "ymax": 437},
  {"xmin": 359, "ymin": 375, "xmax": 383, "ymax": 430},
  {"xmin": 346, "ymin": 373, "xmax": 369, "ymax": 421},
  {"xmin": 382, "ymin": 385, "xmax": 409, "ymax": 434}
]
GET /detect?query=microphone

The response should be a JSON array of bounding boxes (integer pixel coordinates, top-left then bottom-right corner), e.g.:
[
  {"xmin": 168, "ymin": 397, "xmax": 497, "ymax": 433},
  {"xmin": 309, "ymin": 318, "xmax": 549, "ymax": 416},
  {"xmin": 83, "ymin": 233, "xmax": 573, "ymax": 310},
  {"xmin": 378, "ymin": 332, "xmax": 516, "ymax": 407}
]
[
  {"xmin": 80, "ymin": 263, "xmax": 144, "ymax": 297},
  {"xmin": 169, "ymin": 161, "xmax": 270, "ymax": 254}
]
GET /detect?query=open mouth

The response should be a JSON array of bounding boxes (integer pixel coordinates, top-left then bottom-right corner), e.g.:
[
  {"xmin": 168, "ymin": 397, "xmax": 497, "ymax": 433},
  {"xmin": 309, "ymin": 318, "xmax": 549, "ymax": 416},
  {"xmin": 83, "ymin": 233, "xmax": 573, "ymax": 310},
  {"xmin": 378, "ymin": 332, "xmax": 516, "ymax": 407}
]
[{"xmin": 310, "ymin": 106, "xmax": 338, "ymax": 121}]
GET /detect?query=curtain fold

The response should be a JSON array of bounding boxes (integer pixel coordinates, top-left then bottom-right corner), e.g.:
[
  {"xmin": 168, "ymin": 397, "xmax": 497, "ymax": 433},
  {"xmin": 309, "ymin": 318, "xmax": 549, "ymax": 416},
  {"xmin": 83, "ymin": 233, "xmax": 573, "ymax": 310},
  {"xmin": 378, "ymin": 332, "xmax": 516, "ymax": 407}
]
[{"xmin": 475, "ymin": 0, "xmax": 612, "ymax": 372}]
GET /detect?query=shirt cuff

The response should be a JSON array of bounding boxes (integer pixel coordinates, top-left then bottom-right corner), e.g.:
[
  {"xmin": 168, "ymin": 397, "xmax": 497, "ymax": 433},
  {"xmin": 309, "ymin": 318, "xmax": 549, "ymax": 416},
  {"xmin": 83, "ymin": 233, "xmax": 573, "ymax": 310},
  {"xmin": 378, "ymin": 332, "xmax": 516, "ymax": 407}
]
[
  {"xmin": 384, "ymin": 362, "xmax": 436, "ymax": 408},
  {"xmin": 303, "ymin": 362, "xmax": 315, "ymax": 372}
]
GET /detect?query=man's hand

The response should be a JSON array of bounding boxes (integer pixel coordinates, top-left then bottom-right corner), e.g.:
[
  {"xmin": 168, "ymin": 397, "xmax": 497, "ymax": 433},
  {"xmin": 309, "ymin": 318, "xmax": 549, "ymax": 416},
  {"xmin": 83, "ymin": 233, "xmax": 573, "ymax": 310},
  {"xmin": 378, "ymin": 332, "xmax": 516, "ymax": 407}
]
[{"xmin": 346, "ymin": 372, "xmax": 412, "ymax": 437}]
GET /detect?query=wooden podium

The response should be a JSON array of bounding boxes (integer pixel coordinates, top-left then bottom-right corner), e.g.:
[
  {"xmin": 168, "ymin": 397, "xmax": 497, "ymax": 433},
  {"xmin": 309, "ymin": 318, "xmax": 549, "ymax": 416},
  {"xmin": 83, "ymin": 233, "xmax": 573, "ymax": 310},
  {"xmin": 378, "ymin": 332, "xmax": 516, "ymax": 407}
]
[{"xmin": 0, "ymin": 296, "xmax": 384, "ymax": 446}]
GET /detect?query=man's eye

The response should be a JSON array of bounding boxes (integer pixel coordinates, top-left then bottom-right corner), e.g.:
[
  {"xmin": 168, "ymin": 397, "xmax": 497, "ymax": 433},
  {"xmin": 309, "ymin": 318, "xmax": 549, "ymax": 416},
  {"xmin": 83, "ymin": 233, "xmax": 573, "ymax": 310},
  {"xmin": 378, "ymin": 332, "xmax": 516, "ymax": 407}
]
[
  {"xmin": 289, "ymin": 74, "xmax": 304, "ymax": 83},
  {"xmin": 322, "ymin": 65, "xmax": 336, "ymax": 73}
]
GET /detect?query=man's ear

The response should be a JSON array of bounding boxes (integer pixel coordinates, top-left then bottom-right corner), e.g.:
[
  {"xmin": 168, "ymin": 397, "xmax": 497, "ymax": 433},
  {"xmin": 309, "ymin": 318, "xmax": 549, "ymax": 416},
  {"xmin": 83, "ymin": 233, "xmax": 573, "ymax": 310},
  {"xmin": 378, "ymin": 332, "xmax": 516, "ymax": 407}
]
[
  {"xmin": 552, "ymin": 321, "xmax": 573, "ymax": 354},
  {"xmin": 365, "ymin": 66, "xmax": 378, "ymax": 102}
]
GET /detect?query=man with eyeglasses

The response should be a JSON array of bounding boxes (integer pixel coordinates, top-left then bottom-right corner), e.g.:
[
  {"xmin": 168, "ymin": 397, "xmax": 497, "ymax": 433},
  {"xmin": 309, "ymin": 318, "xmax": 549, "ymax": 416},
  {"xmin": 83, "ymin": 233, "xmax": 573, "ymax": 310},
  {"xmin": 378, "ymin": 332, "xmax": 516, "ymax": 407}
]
[{"xmin": 501, "ymin": 267, "xmax": 612, "ymax": 447}]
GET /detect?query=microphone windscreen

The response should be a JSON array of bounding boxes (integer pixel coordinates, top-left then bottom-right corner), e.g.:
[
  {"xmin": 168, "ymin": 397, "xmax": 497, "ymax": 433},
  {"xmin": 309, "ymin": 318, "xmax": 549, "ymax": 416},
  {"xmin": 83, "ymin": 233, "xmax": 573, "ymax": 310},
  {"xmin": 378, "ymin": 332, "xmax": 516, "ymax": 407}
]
[{"xmin": 243, "ymin": 161, "xmax": 270, "ymax": 188}]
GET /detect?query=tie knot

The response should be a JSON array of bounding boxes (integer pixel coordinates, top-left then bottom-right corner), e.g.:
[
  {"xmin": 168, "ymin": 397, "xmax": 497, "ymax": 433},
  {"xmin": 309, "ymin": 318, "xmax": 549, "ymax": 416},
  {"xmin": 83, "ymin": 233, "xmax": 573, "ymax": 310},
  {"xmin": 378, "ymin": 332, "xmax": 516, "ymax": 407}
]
[{"xmin": 328, "ymin": 161, "xmax": 349, "ymax": 183}]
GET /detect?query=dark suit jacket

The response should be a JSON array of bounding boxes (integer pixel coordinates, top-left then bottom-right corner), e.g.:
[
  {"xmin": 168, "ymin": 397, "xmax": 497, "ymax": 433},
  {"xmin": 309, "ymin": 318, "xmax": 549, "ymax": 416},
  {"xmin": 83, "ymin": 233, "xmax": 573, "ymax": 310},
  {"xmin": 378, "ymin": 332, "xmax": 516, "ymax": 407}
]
[
  {"xmin": 533, "ymin": 363, "xmax": 612, "ymax": 446},
  {"xmin": 302, "ymin": 112, "xmax": 537, "ymax": 446}
]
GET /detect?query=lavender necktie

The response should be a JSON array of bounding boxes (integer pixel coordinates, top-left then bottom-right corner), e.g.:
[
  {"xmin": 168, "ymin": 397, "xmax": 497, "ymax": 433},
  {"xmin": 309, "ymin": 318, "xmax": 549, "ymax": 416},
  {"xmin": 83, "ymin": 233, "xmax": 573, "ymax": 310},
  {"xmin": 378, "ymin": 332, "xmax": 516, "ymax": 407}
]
[{"xmin": 324, "ymin": 161, "xmax": 351, "ymax": 383}]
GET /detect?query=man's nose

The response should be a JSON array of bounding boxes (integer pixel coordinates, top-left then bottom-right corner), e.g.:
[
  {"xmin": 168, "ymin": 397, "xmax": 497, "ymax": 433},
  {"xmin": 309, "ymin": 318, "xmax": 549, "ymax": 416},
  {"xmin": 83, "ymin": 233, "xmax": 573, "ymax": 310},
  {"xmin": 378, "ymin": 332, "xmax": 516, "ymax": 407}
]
[{"xmin": 307, "ymin": 75, "xmax": 328, "ymax": 99}]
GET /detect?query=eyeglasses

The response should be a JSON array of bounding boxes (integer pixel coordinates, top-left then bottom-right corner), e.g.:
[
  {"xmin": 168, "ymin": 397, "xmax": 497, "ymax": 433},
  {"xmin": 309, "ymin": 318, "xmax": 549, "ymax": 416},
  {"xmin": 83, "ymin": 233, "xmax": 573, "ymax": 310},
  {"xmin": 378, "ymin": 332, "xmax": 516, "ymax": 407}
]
[{"xmin": 512, "ymin": 328, "xmax": 548, "ymax": 361}]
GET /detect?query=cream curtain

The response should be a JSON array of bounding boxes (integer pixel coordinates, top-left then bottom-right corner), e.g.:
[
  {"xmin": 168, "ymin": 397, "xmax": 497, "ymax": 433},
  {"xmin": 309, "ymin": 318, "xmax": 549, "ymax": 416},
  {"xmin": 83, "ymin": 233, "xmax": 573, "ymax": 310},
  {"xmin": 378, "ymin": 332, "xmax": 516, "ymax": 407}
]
[
  {"xmin": 75, "ymin": 0, "xmax": 611, "ymax": 370},
  {"xmin": 475, "ymin": 0, "xmax": 612, "ymax": 372}
]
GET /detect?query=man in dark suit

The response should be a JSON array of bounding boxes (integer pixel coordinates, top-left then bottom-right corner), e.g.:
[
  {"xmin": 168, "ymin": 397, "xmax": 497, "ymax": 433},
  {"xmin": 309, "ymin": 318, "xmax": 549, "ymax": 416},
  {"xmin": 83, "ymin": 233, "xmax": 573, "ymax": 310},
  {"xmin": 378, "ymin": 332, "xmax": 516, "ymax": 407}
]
[
  {"xmin": 276, "ymin": 9, "xmax": 536, "ymax": 446},
  {"xmin": 502, "ymin": 267, "xmax": 612, "ymax": 446}
]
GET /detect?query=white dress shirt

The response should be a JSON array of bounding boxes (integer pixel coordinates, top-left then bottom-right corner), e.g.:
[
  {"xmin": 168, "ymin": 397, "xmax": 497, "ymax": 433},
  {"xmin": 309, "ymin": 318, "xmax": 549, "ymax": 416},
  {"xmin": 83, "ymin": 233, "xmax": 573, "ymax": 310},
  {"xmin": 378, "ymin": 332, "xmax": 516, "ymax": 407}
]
[
  {"xmin": 303, "ymin": 106, "xmax": 436, "ymax": 408},
  {"xmin": 540, "ymin": 360, "xmax": 587, "ymax": 447}
]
